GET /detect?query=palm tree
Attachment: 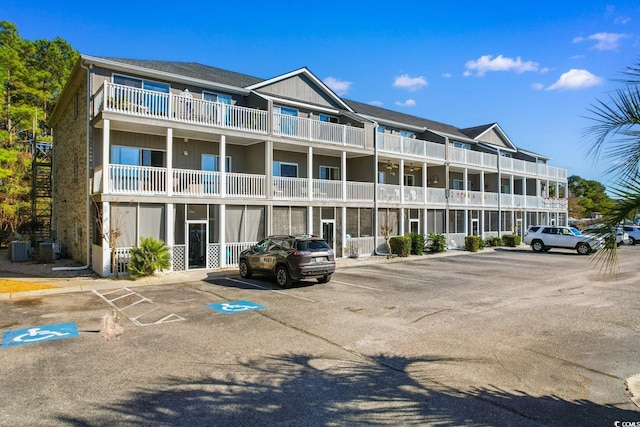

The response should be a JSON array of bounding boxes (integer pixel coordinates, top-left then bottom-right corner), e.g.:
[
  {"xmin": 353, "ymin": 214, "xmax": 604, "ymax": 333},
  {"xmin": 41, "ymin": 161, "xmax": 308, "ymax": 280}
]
[{"xmin": 585, "ymin": 60, "xmax": 640, "ymax": 273}]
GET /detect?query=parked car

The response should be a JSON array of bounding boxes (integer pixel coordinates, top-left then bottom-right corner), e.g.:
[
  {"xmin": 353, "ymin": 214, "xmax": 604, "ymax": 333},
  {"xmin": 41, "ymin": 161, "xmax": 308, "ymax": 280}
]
[
  {"xmin": 623, "ymin": 225, "xmax": 640, "ymax": 245},
  {"xmin": 239, "ymin": 235, "xmax": 335, "ymax": 288},
  {"xmin": 583, "ymin": 224, "xmax": 629, "ymax": 246},
  {"xmin": 523, "ymin": 225, "xmax": 604, "ymax": 255}
]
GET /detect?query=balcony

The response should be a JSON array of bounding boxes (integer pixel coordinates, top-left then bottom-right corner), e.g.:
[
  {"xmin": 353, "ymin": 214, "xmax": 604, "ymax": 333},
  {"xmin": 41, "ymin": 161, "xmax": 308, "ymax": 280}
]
[
  {"xmin": 94, "ymin": 82, "xmax": 365, "ymax": 148},
  {"xmin": 377, "ymin": 133, "xmax": 446, "ymax": 161}
]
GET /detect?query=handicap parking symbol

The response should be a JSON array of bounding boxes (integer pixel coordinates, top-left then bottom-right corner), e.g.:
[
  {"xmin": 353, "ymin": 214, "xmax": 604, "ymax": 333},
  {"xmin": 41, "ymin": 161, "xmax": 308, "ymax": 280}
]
[
  {"xmin": 207, "ymin": 300, "xmax": 265, "ymax": 314},
  {"xmin": 2, "ymin": 322, "xmax": 79, "ymax": 348}
]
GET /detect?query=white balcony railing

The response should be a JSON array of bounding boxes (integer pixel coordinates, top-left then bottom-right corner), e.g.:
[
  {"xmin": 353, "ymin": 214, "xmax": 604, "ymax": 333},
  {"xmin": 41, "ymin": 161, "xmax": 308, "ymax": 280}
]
[
  {"xmin": 274, "ymin": 113, "xmax": 365, "ymax": 148},
  {"xmin": 377, "ymin": 134, "xmax": 446, "ymax": 161},
  {"xmin": 98, "ymin": 82, "xmax": 269, "ymax": 134}
]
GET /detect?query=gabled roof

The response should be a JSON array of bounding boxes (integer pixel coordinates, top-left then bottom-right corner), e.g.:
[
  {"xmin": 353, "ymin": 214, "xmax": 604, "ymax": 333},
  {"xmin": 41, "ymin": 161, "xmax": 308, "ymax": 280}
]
[
  {"xmin": 246, "ymin": 67, "xmax": 355, "ymax": 112},
  {"xmin": 460, "ymin": 122, "xmax": 517, "ymax": 151},
  {"xmin": 344, "ymin": 99, "xmax": 474, "ymax": 141}
]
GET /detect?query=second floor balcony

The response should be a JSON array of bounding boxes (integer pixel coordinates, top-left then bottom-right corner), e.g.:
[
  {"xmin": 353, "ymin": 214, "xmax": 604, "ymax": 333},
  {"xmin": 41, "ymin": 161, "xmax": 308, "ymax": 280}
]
[{"xmin": 94, "ymin": 82, "xmax": 366, "ymax": 149}]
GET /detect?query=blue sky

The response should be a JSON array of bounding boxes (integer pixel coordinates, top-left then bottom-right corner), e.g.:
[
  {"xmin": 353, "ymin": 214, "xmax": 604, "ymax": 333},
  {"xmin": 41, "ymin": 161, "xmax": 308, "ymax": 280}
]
[{"xmin": 5, "ymin": 1, "xmax": 640, "ymax": 185}]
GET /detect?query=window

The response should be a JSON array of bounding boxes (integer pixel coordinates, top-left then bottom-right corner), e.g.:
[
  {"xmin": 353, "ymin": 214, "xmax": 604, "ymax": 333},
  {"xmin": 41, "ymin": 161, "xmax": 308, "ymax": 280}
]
[
  {"xmin": 399, "ymin": 130, "xmax": 415, "ymax": 138},
  {"xmin": 452, "ymin": 179, "xmax": 470, "ymax": 190},
  {"xmin": 277, "ymin": 106, "xmax": 298, "ymax": 136},
  {"xmin": 273, "ymin": 161, "xmax": 298, "ymax": 177},
  {"xmin": 453, "ymin": 141, "xmax": 471, "ymax": 150},
  {"xmin": 113, "ymin": 74, "xmax": 169, "ymax": 114},
  {"xmin": 203, "ymin": 92, "xmax": 232, "ymax": 121},
  {"xmin": 501, "ymin": 152, "xmax": 512, "ymax": 158},
  {"xmin": 112, "ymin": 146, "xmax": 165, "ymax": 167},
  {"xmin": 404, "ymin": 174, "xmax": 415, "ymax": 186},
  {"xmin": 319, "ymin": 166, "xmax": 339, "ymax": 180},
  {"xmin": 319, "ymin": 114, "xmax": 339, "ymax": 124},
  {"xmin": 202, "ymin": 154, "xmax": 231, "ymax": 172}
]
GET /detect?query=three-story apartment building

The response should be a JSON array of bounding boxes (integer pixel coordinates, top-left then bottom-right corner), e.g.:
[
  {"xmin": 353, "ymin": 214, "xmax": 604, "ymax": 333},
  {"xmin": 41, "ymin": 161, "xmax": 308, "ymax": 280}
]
[{"xmin": 49, "ymin": 56, "xmax": 568, "ymax": 277}]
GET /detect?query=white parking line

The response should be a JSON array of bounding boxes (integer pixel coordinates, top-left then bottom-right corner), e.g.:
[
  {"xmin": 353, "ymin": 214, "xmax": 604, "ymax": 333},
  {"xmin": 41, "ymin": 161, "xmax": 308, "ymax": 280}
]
[
  {"xmin": 330, "ymin": 280, "xmax": 383, "ymax": 291},
  {"xmin": 224, "ymin": 278, "xmax": 317, "ymax": 302}
]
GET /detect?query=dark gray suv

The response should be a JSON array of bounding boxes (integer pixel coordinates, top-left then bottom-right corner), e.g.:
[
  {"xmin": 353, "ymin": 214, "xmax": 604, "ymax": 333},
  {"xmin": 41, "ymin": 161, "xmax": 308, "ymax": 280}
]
[{"xmin": 238, "ymin": 235, "xmax": 336, "ymax": 288}]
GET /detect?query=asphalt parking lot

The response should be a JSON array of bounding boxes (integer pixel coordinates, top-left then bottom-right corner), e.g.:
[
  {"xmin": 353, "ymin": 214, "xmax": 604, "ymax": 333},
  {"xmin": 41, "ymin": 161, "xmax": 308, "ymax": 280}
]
[{"xmin": 1, "ymin": 246, "xmax": 640, "ymax": 426}]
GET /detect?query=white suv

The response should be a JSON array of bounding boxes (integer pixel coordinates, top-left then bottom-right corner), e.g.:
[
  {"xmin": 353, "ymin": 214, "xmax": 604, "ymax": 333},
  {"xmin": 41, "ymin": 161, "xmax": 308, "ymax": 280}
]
[{"xmin": 523, "ymin": 225, "xmax": 603, "ymax": 255}]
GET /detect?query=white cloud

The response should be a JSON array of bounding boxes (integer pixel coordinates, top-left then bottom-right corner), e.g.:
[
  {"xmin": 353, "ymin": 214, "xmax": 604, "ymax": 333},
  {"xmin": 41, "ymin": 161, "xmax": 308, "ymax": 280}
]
[
  {"xmin": 323, "ymin": 77, "xmax": 352, "ymax": 96},
  {"xmin": 368, "ymin": 100, "xmax": 383, "ymax": 107},
  {"xmin": 546, "ymin": 69, "xmax": 604, "ymax": 91},
  {"xmin": 614, "ymin": 16, "xmax": 631, "ymax": 25},
  {"xmin": 393, "ymin": 74, "xmax": 428, "ymax": 91},
  {"xmin": 395, "ymin": 99, "xmax": 417, "ymax": 107},
  {"xmin": 532, "ymin": 83, "xmax": 545, "ymax": 91},
  {"xmin": 441, "ymin": 72, "xmax": 452, "ymax": 79},
  {"xmin": 573, "ymin": 32, "xmax": 630, "ymax": 50},
  {"xmin": 464, "ymin": 54, "xmax": 540, "ymax": 76}
]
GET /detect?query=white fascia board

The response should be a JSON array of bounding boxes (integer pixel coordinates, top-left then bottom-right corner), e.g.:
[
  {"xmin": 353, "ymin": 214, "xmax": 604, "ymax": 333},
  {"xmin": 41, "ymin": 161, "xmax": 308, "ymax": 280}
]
[
  {"xmin": 81, "ymin": 55, "xmax": 250, "ymax": 96},
  {"xmin": 518, "ymin": 148, "xmax": 551, "ymax": 161},
  {"xmin": 262, "ymin": 94, "xmax": 341, "ymax": 115},
  {"xmin": 428, "ymin": 129, "xmax": 478, "ymax": 144},
  {"xmin": 358, "ymin": 114, "xmax": 426, "ymax": 133},
  {"xmin": 246, "ymin": 67, "xmax": 354, "ymax": 112}
]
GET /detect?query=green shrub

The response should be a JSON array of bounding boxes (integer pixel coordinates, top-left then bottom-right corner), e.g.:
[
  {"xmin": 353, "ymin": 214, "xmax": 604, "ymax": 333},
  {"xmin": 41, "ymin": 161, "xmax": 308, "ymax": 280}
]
[
  {"xmin": 389, "ymin": 235, "xmax": 411, "ymax": 257},
  {"xmin": 407, "ymin": 232, "xmax": 425, "ymax": 255},
  {"xmin": 464, "ymin": 235, "xmax": 481, "ymax": 252},
  {"xmin": 128, "ymin": 237, "xmax": 171, "ymax": 279},
  {"xmin": 425, "ymin": 233, "xmax": 447, "ymax": 253},
  {"xmin": 502, "ymin": 234, "xmax": 521, "ymax": 247},
  {"xmin": 485, "ymin": 236, "xmax": 504, "ymax": 247}
]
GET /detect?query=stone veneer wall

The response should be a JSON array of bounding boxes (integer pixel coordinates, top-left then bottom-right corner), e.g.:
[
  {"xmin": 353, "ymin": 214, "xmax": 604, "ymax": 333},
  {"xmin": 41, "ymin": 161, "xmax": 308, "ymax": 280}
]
[{"xmin": 52, "ymin": 79, "xmax": 90, "ymax": 265}]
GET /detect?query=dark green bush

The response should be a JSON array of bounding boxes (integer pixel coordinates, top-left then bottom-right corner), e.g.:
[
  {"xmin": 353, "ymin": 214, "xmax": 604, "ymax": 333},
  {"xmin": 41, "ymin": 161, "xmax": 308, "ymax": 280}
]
[
  {"xmin": 389, "ymin": 235, "xmax": 411, "ymax": 257},
  {"xmin": 128, "ymin": 237, "xmax": 171, "ymax": 279},
  {"xmin": 485, "ymin": 236, "xmax": 504, "ymax": 247},
  {"xmin": 425, "ymin": 233, "xmax": 447, "ymax": 253},
  {"xmin": 407, "ymin": 232, "xmax": 425, "ymax": 255},
  {"xmin": 464, "ymin": 235, "xmax": 481, "ymax": 252},
  {"xmin": 502, "ymin": 234, "xmax": 521, "ymax": 247}
]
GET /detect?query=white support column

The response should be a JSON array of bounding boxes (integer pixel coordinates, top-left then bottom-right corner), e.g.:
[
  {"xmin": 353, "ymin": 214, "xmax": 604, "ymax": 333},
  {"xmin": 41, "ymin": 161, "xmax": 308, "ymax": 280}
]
[
  {"xmin": 103, "ymin": 119, "xmax": 110, "ymax": 194},
  {"xmin": 307, "ymin": 146, "xmax": 313, "ymax": 202},
  {"xmin": 399, "ymin": 207, "xmax": 405, "ymax": 236},
  {"xmin": 166, "ymin": 203, "xmax": 174, "ymax": 270},
  {"xmin": 102, "ymin": 201, "xmax": 111, "ymax": 277},
  {"xmin": 266, "ymin": 140, "xmax": 273, "ymax": 198},
  {"xmin": 219, "ymin": 204, "xmax": 226, "ymax": 268},
  {"xmin": 166, "ymin": 128, "xmax": 173, "ymax": 197},
  {"xmin": 220, "ymin": 135, "xmax": 226, "ymax": 198},
  {"xmin": 463, "ymin": 168, "xmax": 468, "ymax": 206},
  {"xmin": 422, "ymin": 162, "xmax": 427, "ymax": 204},
  {"xmin": 399, "ymin": 159, "xmax": 405, "ymax": 203},
  {"xmin": 308, "ymin": 205, "xmax": 313, "ymax": 235},
  {"xmin": 341, "ymin": 151, "xmax": 347, "ymax": 202},
  {"xmin": 341, "ymin": 206, "xmax": 347, "ymax": 257}
]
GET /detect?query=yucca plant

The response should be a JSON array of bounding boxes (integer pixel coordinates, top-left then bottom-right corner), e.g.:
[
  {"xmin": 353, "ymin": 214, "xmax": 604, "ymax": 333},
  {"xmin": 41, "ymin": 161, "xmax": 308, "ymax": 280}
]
[{"xmin": 128, "ymin": 237, "xmax": 171, "ymax": 279}]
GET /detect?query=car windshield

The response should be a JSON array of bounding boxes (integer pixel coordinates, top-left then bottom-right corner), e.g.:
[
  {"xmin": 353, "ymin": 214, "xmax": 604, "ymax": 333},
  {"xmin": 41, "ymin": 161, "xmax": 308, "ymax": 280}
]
[{"xmin": 570, "ymin": 227, "xmax": 582, "ymax": 235}]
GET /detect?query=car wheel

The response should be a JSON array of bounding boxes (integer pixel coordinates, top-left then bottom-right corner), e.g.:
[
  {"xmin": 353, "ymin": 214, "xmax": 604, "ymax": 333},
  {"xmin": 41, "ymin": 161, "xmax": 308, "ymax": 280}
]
[
  {"xmin": 632, "ymin": 237, "xmax": 637, "ymax": 246},
  {"xmin": 576, "ymin": 242, "xmax": 590, "ymax": 255},
  {"xmin": 317, "ymin": 274, "xmax": 332, "ymax": 284},
  {"xmin": 276, "ymin": 265, "xmax": 293, "ymax": 288},
  {"xmin": 531, "ymin": 240, "xmax": 545, "ymax": 252},
  {"xmin": 239, "ymin": 259, "xmax": 252, "ymax": 279}
]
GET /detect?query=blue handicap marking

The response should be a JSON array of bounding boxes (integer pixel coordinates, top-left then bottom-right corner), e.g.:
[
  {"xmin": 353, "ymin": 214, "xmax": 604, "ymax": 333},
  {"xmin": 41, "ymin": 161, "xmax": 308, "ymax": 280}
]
[
  {"xmin": 2, "ymin": 322, "xmax": 79, "ymax": 348},
  {"xmin": 207, "ymin": 300, "xmax": 265, "ymax": 314}
]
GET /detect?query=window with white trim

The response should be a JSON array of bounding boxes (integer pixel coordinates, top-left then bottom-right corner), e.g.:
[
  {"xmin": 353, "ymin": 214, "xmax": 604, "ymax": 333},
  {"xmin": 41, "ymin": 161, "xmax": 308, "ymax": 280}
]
[
  {"xmin": 319, "ymin": 165, "xmax": 339, "ymax": 180},
  {"xmin": 273, "ymin": 161, "xmax": 298, "ymax": 177},
  {"xmin": 453, "ymin": 141, "xmax": 471, "ymax": 150}
]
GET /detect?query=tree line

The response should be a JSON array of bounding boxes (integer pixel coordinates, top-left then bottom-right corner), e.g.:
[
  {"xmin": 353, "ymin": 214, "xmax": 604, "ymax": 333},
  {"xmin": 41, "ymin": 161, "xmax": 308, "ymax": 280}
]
[{"xmin": 0, "ymin": 21, "xmax": 78, "ymax": 246}]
